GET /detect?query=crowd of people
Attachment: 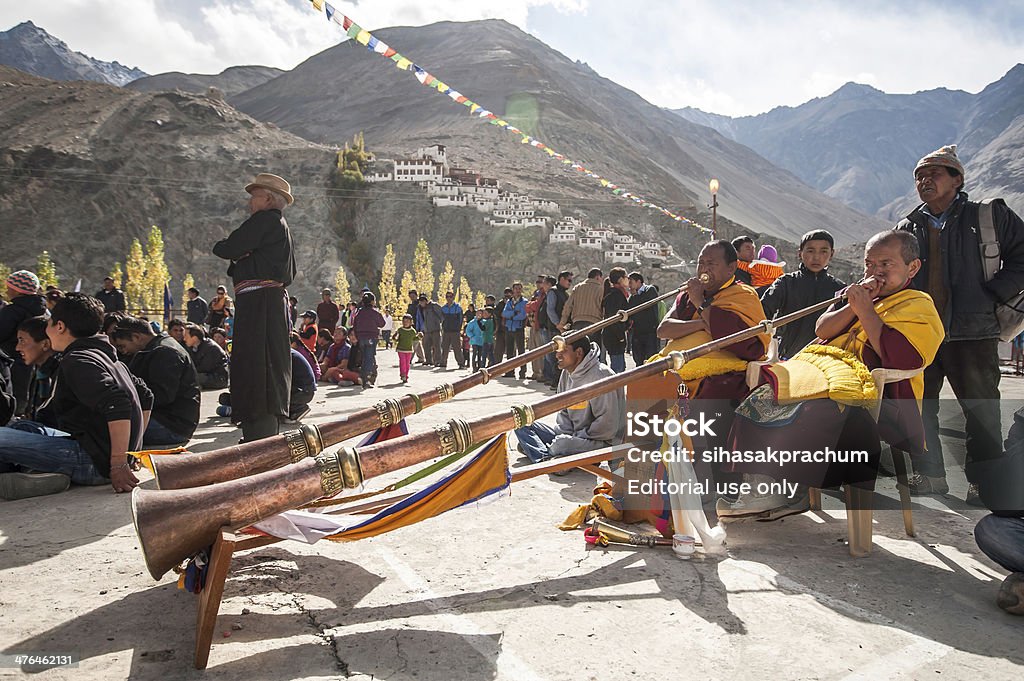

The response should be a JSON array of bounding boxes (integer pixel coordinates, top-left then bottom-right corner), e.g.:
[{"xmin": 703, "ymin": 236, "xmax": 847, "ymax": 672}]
[{"xmin": 1, "ymin": 148, "xmax": 1023, "ymax": 616}]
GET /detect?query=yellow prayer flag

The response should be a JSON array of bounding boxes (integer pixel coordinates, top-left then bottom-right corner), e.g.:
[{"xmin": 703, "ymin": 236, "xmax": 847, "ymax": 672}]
[
  {"xmin": 395, "ymin": 57, "xmax": 412, "ymax": 70},
  {"xmin": 312, "ymin": 0, "xmax": 324, "ymax": 10},
  {"xmin": 356, "ymin": 30, "xmax": 371, "ymax": 45},
  {"xmin": 470, "ymin": 104, "xmax": 480, "ymax": 113}
]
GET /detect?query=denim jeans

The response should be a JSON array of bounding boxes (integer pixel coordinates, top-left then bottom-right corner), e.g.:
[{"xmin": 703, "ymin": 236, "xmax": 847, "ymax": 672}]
[
  {"xmin": 359, "ymin": 339, "xmax": 377, "ymax": 383},
  {"xmin": 608, "ymin": 353, "xmax": 626, "ymax": 373},
  {"xmin": 143, "ymin": 417, "xmax": 190, "ymax": 447},
  {"xmin": 0, "ymin": 421, "xmax": 109, "ymax": 485},
  {"xmin": 513, "ymin": 421, "xmax": 611, "ymax": 464},
  {"xmin": 975, "ymin": 514, "xmax": 1024, "ymax": 573}
]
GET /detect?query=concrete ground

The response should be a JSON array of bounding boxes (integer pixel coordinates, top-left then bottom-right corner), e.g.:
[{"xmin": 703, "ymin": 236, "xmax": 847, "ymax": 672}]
[{"xmin": 2, "ymin": 349, "xmax": 1023, "ymax": 680}]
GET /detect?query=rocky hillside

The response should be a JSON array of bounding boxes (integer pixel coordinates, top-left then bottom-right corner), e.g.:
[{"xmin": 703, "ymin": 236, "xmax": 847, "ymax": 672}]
[
  {"xmin": 232, "ymin": 19, "xmax": 883, "ymax": 248},
  {"xmin": 674, "ymin": 64, "xmax": 1024, "ymax": 219},
  {"xmin": 127, "ymin": 65, "xmax": 285, "ymax": 98},
  {"xmin": 0, "ymin": 66, "xmax": 340, "ymax": 300},
  {"xmin": 0, "ymin": 21, "xmax": 146, "ymax": 86}
]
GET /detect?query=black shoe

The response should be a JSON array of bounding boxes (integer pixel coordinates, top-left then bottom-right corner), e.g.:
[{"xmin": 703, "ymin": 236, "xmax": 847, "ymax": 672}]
[
  {"xmin": 966, "ymin": 483, "xmax": 984, "ymax": 507},
  {"xmin": 907, "ymin": 473, "xmax": 948, "ymax": 496}
]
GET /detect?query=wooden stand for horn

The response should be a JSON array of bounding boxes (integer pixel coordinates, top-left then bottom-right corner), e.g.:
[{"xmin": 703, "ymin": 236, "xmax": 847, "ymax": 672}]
[{"xmin": 132, "ymin": 349, "xmax": 688, "ymax": 579}]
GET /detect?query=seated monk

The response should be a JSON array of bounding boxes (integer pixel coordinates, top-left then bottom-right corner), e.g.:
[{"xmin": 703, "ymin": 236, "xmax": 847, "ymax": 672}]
[
  {"xmin": 719, "ymin": 231, "xmax": 944, "ymax": 520},
  {"xmin": 620, "ymin": 240, "xmax": 768, "ymax": 529}
]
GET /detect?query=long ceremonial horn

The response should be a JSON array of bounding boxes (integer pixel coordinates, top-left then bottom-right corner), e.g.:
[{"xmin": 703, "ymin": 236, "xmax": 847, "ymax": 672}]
[
  {"xmin": 150, "ymin": 274, "xmax": 710, "ymax": 490},
  {"xmin": 132, "ymin": 299, "xmax": 838, "ymax": 580}
]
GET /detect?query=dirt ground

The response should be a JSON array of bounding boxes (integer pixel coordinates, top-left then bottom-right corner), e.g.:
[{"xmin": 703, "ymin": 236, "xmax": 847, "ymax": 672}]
[{"xmin": 2, "ymin": 350, "xmax": 1023, "ymax": 680}]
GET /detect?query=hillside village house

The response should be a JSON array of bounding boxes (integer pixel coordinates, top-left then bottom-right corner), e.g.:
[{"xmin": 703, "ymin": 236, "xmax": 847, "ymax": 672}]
[{"xmin": 365, "ymin": 143, "xmax": 672, "ymax": 258}]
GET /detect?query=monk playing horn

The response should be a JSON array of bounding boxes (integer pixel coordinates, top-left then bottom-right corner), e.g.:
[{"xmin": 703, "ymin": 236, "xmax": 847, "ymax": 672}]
[
  {"xmin": 645, "ymin": 239, "xmax": 769, "ymax": 503},
  {"xmin": 719, "ymin": 231, "xmax": 944, "ymax": 520}
]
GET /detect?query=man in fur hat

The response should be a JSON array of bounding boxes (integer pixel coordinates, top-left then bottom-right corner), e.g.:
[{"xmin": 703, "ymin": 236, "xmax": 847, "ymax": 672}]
[{"xmin": 895, "ymin": 145, "xmax": 1024, "ymax": 503}]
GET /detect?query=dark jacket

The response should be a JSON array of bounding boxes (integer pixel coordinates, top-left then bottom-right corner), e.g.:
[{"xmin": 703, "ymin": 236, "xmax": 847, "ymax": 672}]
[
  {"xmin": 127, "ymin": 334, "xmax": 200, "ymax": 438},
  {"xmin": 212, "ymin": 209, "xmax": 297, "ymax": 286},
  {"xmin": 441, "ymin": 302, "xmax": 464, "ymax": 333},
  {"xmin": 406, "ymin": 301, "xmax": 422, "ymax": 331},
  {"xmin": 95, "ymin": 288, "xmax": 127, "ymax": 314},
  {"xmin": 0, "ymin": 349, "xmax": 14, "ymax": 425},
  {"xmin": 895, "ymin": 192, "xmax": 1024, "ymax": 341},
  {"xmin": 26, "ymin": 354, "xmax": 60, "ymax": 425},
  {"xmin": 545, "ymin": 285, "xmax": 569, "ymax": 331},
  {"xmin": 351, "ymin": 306, "xmax": 385, "ymax": 342},
  {"xmin": 419, "ymin": 302, "xmax": 443, "ymax": 333},
  {"xmin": 601, "ymin": 287, "xmax": 630, "ymax": 353},
  {"xmin": 760, "ymin": 265, "xmax": 846, "ymax": 359},
  {"xmin": 186, "ymin": 296, "xmax": 209, "ymax": 325},
  {"xmin": 51, "ymin": 335, "xmax": 153, "ymax": 477},
  {"xmin": 190, "ymin": 338, "xmax": 229, "ymax": 376},
  {"xmin": 317, "ymin": 300, "xmax": 341, "ymax": 331},
  {"xmin": 0, "ymin": 294, "xmax": 46, "ymax": 356},
  {"xmin": 625, "ymin": 283, "xmax": 660, "ymax": 336}
]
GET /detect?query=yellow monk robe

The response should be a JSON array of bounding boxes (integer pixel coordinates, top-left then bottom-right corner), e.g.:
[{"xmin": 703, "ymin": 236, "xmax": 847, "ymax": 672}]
[
  {"xmin": 648, "ymin": 277, "xmax": 769, "ymax": 399},
  {"xmin": 731, "ymin": 287, "xmax": 944, "ymax": 487}
]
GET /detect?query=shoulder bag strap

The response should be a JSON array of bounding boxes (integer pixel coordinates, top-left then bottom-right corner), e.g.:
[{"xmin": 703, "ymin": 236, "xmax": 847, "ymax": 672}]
[{"xmin": 978, "ymin": 198, "xmax": 1000, "ymax": 282}]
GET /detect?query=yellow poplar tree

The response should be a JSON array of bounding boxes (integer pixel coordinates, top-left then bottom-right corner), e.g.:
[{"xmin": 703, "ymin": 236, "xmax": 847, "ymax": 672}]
[
  {"xmin": 457, "ymin": 276, "xmax": 473, "ymax": 309},
  {"xmin": 436, "ymin": 260, "xmax": 455, "ymax": 301},
  {"xmin": 474, "ymin": 290, "xmax": 487, "ymax": 311},
  {"xmin": 109, "ymin": 262, "xmax": 124, "ymax": 289},
  {"xmin": 182, "ymin": 273, "xmax": 195, "ymax": 310},
  {"xmin": 0, "ymin": 263, "xmax": 10, "ymax": 301},
  {"xmin": 412, "ymin": 238, "xmax": 434, "ymax": 301},
  {"xmin": 378, "ymin": 244, "xmax": 399, "ymax": 314},
  {"xmin": 142, "ymin": 225, "xmax": 170, "ymax": 312},
  {"xmin": 334, "ymin": 265, "xmax": 351, "ymax": 306},
  {"xmin": 124, "ymin": 239, "xmax": 146, "ymax": 311},
  {"xmin": 36, "ymin": 251, "xmax": 58, "ymax": 290},
  {"xmin": 400, "ymin": 270, "xmax": 415, "ymax": 302}
]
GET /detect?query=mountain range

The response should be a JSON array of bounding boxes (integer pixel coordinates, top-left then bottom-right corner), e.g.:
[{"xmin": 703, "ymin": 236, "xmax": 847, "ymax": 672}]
[
  {"xmin": 673, "ymin": 64, "xmax": 1024, "ymax": 219},
  {"xmin": 0, "ymin": 21, "xmax": 145, "ymax": 86},
  {"xmin": 230, "ymin": 19, "xmax": 883, "ymax": 248},
  {"xmin": 127, "ymin": 65, "xmax": 285, "ymax": 98},
  {"xmin": 17, "ymin": 18, "xmax": 1023, "ymax": 300}
]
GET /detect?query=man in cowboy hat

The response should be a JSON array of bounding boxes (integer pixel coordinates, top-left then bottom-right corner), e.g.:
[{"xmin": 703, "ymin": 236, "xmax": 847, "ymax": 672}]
[
  {"xmin": 896, "ymin": 145, "xmax": 1024, "ymax": 503},
  {"xmin": 212, "ymin": 173, "xmax": 297, "ymax": 442}
]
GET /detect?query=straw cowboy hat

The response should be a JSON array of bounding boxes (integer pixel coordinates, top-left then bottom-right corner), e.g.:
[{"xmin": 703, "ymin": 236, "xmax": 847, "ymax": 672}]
[{"xmin": 244, "ymin": 173, "xmax": 294, "ymax": 205}]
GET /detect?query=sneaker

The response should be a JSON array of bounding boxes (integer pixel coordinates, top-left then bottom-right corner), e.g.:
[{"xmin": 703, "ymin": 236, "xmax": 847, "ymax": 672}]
[
  {"xmin": 401, "ymin": 376, "xmax": 408, "ymax": 383},
  {"xmin": 997, "ymin": 573, "xmax": 1024, "ymax": 615},
  {"xmin": 716, "ymin": 493, "xmax": 791, "ymax": 519},
  {"xmin": 965, "ymin": 483, "xmax": 984, "ymax": 507},
  {"xmin": 756, "ymin": 492, "xmax": 811, "ymax": 522},
  {"xmin": 0, "ymin": 472, "xmax": 71, "ymax": 501},
  {"xmin": 907, "ymin": 473, "xmax": 949, "ymax": 496}
]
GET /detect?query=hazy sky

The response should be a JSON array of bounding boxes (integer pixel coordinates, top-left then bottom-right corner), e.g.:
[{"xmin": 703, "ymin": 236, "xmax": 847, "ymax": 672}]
[{"xmin": 3, "ymin": 0, "xmax": 1022, "ymax": 116}]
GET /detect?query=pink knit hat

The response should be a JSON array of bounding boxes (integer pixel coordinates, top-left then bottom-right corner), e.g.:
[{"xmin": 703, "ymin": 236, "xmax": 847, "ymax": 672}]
[
  {"xmin": 758, "ymin": 245, "xmax": 779, "ymax": 263},
  {"xmin": 6, "ymin": 270, "xmax": 40, "ymax": 295}
]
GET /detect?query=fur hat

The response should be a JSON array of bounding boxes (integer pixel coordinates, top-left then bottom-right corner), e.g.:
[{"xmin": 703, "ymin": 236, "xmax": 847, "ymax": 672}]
[
  {"xmin": 245, "ymin": 173, "xmax": 294, "ymax": 205},
  {"xmin": 6, "ymin": 270, "xmax": 40, "ymax": 295},
  {"xmin": 915, "ymin": 144, "xmax": 964, "ymax": 179}
]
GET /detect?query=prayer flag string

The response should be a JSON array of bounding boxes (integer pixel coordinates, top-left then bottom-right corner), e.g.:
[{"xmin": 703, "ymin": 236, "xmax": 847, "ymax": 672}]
[{"xmin": 306, "ymin": 2, "xmax": 710, "ymax": 232}]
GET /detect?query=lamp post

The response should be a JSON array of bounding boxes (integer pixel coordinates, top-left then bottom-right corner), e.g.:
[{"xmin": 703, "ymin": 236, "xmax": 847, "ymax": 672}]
[{"xmin": 708, "ymin": 178, "xmax": 720, "ymax": 239}]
